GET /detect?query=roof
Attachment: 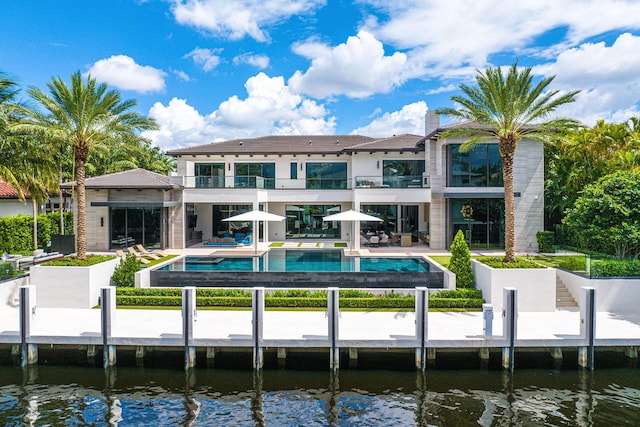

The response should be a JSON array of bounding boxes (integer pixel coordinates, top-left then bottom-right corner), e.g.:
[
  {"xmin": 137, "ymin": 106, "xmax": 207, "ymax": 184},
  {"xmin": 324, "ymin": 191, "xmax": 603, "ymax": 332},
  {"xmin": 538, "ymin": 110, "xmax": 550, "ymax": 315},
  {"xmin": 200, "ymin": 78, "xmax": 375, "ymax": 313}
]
[
  {"xmin": 426, "ymin": 121, "xmax": 488, "ymax": 140},
  {"xmin": 61, "ymin": 169, "xmax": 181, "ymax": 190},
  {"xmin": 166, "ymin": 134, "xmax": 424, "ymax": 156},
  {"xmin": 0, "ymin": 178, "xmax": 28, "ymax": 199}
]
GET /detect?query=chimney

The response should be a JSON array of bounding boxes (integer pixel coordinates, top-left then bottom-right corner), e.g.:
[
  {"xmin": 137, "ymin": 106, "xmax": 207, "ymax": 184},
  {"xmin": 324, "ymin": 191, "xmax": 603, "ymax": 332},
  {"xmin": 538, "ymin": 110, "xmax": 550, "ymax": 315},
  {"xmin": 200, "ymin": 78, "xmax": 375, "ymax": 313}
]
[{"xmin": 425, "ymin": 110, "xmax": 440, "ymax": 137}]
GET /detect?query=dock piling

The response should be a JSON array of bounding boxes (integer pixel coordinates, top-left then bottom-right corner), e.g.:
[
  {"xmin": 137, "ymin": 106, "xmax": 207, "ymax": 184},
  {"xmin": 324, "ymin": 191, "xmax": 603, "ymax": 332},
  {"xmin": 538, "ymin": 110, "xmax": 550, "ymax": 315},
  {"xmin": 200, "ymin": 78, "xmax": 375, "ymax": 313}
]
[
  {"xmin": 19, "ymin": 285, "xmax": 37, "ymax": 367},
  {"xmin": 415, "ymin": 287, "xmax": 428, "ymax": 371},
  {"xmin": 183, "ymin": 287, "xmax": 197, "ymax": 370},
  {"xmin": 579, "ymin": 287, "xmax": 596, "ymax": 371},
  {"xmin": 328, "ymin": 287, "xmax": 339, "ymax": 371},
  {"xmin": 101, "ymin": 287, "xmax": 117, "ymax": 368},
  {"xmin": 502, "ymin": 288, "xmax": 517, "ymax": 372},
  {"xmin": 252, "ymin": 287, "xmax": 264, "ymax": 370}
]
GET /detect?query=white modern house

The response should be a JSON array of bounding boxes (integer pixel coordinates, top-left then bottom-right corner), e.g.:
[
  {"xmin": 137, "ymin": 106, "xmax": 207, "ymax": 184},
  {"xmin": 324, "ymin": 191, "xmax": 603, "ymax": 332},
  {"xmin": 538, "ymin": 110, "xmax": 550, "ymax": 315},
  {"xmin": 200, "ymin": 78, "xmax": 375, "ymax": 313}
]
[{"xmin": 73, "ymin": 112, "xmax": 543, "ymax": 252}]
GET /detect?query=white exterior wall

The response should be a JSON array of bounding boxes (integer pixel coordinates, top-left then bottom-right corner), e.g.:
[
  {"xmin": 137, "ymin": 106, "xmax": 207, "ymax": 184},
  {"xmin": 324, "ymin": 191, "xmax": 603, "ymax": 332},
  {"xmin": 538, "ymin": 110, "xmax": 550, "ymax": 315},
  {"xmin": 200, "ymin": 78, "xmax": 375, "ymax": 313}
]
[
  {"xmin": 0, "ymin": 200, "xmax": 32, "ymax": 217},
  {"xmin": 513, "ymin": 140, "xmax": 544, "ymax": 252}
]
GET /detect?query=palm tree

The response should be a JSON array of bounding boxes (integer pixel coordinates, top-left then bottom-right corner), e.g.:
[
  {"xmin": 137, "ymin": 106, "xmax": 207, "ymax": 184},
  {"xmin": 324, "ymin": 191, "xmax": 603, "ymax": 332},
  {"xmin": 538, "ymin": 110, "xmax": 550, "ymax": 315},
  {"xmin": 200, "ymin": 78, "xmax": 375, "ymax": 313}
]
[
  {"xmin": 0, "ymin": 71, "xmax": 26, "ymax": 199},
  {"xmin": 437, "ymin": 64, "xmax": 579, "ymax": 262},
  {"xmin": 20, "ymin": 71, "xmax": 157, "ymax": 259}
]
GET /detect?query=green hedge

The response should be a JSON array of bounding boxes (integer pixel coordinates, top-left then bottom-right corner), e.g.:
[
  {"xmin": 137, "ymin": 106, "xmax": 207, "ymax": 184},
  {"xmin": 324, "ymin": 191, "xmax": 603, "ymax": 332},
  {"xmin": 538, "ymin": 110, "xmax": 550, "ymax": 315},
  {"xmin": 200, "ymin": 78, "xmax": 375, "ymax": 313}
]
[
  {"xmin": 0, "ymin": 262, "xmax": 25, "ymax": 281},
  {"xmin": 0, "ymin": 212, "xmax": 73, "ymax": 254},
  {"xmin": 590, "ymin": 259, "xmax": 640, "ymax": 278},
  {"xmin": 476, "ymin": 256, "xmax": 545, "ymax": 269},
  {"xmin": 113, "ymin": 287, "xmax": 484, "ymax": 309},
  {"xmin": 536, "ymin": 231, "xmax": 555, "ymax": 253}
]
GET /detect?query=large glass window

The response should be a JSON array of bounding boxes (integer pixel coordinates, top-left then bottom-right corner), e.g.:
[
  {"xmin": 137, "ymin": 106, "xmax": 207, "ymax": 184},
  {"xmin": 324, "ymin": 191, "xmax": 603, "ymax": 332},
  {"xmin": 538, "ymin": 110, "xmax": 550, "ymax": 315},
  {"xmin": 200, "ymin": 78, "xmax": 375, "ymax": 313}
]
[
  {"xmin": 110, "ymin": 207, "xmax": 162, "ymax": 249},
  {"xmin": 195, "ymin": 163, "xmax": 225, "ymax": 188},
  {"xmin": 448, "ymin": 144, "xmax": 503, "ymax": 187},
  {"xmin": 285, "ymin": 205, "xmax": 341, "ymax": 239},
  {"xmin": 305, "ymin": 163, "xmax": 347, "ymax": 189},
  {"xmin": 290, "ymin": 162, "xmax": 297, "ymax": 179},
  {"xmin": 382, "ymin": 160, "xmax": 425, "ymax": 188},
  {"xmin": 235, "ymin": 163, "xmax": 275, "ymax": 188},
  {"xmin": 360, "ymin": 205, "xmax": 398, "ymax": 234},
  {"xmin": 212, "ymin": 204, "xmax": 253, "ymax": 237},
  {"xmin": 451, "ymin": 199, "xmax": 504, "ymax": 249}
]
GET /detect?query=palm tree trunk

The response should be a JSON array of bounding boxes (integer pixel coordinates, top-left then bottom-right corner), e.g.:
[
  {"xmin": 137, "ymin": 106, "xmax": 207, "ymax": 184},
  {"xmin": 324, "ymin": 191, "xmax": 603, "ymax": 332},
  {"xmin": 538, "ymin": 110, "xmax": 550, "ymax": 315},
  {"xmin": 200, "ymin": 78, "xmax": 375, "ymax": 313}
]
[
  {"xmin": 501, "ymin": 139, "xmax": 516, "ymax": 263},
  {"xmin": 75, "ymin": 149, "xmax": 87, "ymax": 260},
  {"xmin": 59, "ymin": 162, "xmax": 64, "ymax": 234}
]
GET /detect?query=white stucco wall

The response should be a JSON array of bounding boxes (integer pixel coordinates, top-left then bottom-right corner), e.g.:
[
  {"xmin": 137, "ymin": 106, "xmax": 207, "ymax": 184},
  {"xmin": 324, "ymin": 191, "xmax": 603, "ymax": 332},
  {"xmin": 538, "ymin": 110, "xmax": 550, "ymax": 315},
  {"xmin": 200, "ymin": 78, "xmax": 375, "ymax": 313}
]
[
  {"xmin": 557, "ymin": 269, "xmax": 640, "ymax": 312},
  {"xmin": 472, "ymin": 260, "xmax": 556, "ymax": 312}
]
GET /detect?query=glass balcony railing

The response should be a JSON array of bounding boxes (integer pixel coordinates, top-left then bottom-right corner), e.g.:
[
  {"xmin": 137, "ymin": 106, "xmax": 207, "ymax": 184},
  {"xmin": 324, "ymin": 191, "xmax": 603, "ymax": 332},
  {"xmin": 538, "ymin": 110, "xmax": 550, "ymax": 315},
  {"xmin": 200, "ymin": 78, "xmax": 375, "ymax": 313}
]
[
  {"xmin": 183, "ymin": 175, "xmax": 430, "ymax": 189},
  {"xmin": 355, "ymin": 175, "xmax": 430, "ymax": 188}
]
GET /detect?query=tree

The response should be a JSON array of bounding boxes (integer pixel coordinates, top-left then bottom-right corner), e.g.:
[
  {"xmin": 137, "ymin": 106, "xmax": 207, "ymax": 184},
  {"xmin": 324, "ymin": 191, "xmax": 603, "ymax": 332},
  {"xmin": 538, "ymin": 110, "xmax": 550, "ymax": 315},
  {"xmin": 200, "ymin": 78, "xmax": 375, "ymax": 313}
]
[
  {"xmin": 563, "ymin": 171, "xmax": 640, "ymax": 259},
  {"xmin": 449, "ymin": 229, "xmax": 474, "ymax": 288},
  {"xmin": 20, "ymin": 72, "xmax": 157, "ymax": 259},
  {"xmin": 0, "ymin": 71, "xmax": 25, "ymax": 198},
  {"xmin": 437, "ymin": 63, "xmax": 579, "ymax": 262}
]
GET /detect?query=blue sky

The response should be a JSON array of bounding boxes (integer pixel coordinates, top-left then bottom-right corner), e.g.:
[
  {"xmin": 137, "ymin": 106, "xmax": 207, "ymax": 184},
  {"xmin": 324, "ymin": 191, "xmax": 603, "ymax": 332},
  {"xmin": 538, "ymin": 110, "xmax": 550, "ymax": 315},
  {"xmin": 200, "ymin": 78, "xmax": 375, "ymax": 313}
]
[{"xmin": 2, "ymin": 0, "xmax": 640, "ymax": 150}]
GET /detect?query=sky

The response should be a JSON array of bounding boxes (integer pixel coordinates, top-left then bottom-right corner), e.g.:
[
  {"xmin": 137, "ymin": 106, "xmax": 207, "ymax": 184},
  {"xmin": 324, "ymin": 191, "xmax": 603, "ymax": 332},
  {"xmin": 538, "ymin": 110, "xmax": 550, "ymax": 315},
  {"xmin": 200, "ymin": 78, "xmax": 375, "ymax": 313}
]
[{"xmin": 2, "ymin": 0, "xmax": 640, "ymax": 150}]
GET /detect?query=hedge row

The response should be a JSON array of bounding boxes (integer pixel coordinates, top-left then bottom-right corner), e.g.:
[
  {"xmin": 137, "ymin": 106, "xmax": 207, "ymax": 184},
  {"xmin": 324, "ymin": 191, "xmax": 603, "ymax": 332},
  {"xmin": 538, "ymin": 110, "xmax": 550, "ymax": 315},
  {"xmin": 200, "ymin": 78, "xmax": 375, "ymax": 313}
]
[
  {"xmin": 114, "ymin": 292, "xmax": 484, "ymax": 309},
  {"xmin": 590, "ymin": 259, "xmax": 640, "ymax": 278},
  {"xmin": 0, "ymin": 212, "xmax": 74, "ymax": 254}
]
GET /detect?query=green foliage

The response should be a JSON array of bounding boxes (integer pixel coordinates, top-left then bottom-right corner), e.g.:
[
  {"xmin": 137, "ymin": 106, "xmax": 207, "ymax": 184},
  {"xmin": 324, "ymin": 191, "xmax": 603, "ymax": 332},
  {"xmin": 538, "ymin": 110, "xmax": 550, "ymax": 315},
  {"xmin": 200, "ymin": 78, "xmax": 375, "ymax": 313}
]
[
  {"xmin": 43, "ymin": 254, "xmax": 114, "ymax": 266},
  {"xmin": 448, "ymin": 230, "xmax": 474, "ymax": 287},
  {"xmin": 477, "ymin": 256, "xmax": 545, "ymax": 268},
  {"xmin": 0, "ymin": 262, "xmax": 25, "ymax": 280},
  {"xmin": 0, "ymin": 212, "xmax": 73, "ymax": 253},
  {"xmin": 112, "ymin": 287, "xmax": 484, "ymax": 309},
  {"xmin": 111, "ymin": 254, "xmax": 141, "ymax": 287},
  {"xmin": 563, "ymin": 171, "xmax": 640, "ymax": 259},
  {"xmin": 536, "ymin": 231, "xmax": 555, "ymax": 253},
  {"xmin": 590, "ymin": 259, "xmax": 640, "ymax": 278}
]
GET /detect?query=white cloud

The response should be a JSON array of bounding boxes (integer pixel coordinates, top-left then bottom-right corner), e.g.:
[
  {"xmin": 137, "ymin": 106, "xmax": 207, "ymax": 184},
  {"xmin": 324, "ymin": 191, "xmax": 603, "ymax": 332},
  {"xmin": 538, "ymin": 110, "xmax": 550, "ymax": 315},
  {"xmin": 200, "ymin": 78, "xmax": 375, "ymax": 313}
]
[
  {"xmin": 534, "ymin": 33, "xmax": 640, "ymax": 124},
  {"xmin": 361, "ymin": 0, "xmax": 640, "ymax": 76},
  {"xmin": 233, "ymin": 53, "xmax": 270, "ymax": 69},
  {"xmin": 143, "ymin": 72, "xmax": 336, "ymax": 149},
  {"xmin": 171, "ymin": 69, "xmax": 192, "ymax": 81},
  {"xmin": 289, "ymin": 30, "xmax": 413, "ymax": 99},
  {"xmin": 86, "ymin": 55, "xmax": 165, "ymax": 93},
  {"xmin": 350, "ymin": 101, "xmax": 428, "ymax": 137},
  {"xmin": 171, "ymin": 0, "xmax": 326, "ymax": 42},
  {"xmin": 185, "ymin": 47, "xmax": 223, "ymax": 72}
]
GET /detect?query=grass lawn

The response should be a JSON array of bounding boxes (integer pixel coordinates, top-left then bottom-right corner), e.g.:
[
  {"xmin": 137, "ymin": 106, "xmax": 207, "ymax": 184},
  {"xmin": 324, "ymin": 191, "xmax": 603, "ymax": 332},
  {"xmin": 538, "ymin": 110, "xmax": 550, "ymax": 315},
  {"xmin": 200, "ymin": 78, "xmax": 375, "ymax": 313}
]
[
  {"xmin": 143, "ymin": 254, "xmax": 179, "ymax": 268},
  {"xmin": 429, "ymin": 255, "xmax": 451, "ymax": 268}
]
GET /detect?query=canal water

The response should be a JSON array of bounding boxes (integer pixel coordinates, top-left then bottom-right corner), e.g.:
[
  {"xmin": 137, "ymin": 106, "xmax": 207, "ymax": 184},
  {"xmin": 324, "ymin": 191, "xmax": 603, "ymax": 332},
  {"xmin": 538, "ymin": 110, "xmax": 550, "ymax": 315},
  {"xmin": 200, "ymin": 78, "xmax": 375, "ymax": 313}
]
[{"xmin": 1, "ymin": 361, "xmax": 639, "ymax": 425}]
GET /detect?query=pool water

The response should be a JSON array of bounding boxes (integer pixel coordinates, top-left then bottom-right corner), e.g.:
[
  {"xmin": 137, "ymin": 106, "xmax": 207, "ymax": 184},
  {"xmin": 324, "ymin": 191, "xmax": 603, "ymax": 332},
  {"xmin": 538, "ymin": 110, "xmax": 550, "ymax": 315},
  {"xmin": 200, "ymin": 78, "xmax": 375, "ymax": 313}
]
[{"xmin": 160, "ymin": 249, "xmax": 431, "ymax": 273}]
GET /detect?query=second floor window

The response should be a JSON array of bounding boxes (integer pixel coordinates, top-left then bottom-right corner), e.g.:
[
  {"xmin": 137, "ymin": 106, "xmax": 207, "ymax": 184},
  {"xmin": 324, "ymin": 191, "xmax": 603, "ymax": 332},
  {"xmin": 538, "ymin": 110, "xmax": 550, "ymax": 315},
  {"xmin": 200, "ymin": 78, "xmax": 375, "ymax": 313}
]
[
  {"xmin": 448, "ymin": 144, "xmax": 503, "ymax": 187},
  {"xmin": 235, "ymin": 163, "xmax": 275, "ymax": 188},
  {"xmin": 195, "ymin": 163, "xmax": 225, "ymax": 188},
  {"xmin": 306, "ymin": 162, "xmax": 347, "ymax": 189},
  {"xmin": 290, "ymin": 162, "xmax": 298, "ymax": 179},
  {"xmin": 382, "ymin": 160, "xmax": 425, "ymax": 188}
]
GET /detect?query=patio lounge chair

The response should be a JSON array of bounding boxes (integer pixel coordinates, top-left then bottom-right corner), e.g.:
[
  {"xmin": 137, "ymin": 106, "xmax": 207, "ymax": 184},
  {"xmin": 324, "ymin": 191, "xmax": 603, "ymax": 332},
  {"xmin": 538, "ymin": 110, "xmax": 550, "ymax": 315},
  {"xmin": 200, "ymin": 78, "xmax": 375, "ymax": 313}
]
[
  {"xmin": 124, "ymin": 247, "xmax": 151, "ymax": 264},
  {"xmin": 368, "ymin": 235, "xmax": 380, "ymax": 247},
  {"xmin": 136, "ymin": 244, "xmax": 167, "ymax": 258},
  {"xmin": 360, "ymin": 235, "xmax": 370, "ymax": 247},
  {"xmin": 379, "ymin": 234, "xmax": 389, "ymax": 246}
]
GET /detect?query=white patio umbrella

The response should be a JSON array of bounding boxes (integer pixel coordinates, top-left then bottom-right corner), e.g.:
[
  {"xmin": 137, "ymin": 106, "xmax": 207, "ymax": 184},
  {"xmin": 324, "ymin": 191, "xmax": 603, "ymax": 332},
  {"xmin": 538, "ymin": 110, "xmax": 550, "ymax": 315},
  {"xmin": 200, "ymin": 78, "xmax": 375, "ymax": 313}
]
[
  {"xmin": 322, "ymin": 209, "xmax": 383, "ymax": 253},
  {"xmin": 223, "ymin": 210, "xmax": 285, "ymax": 253}
]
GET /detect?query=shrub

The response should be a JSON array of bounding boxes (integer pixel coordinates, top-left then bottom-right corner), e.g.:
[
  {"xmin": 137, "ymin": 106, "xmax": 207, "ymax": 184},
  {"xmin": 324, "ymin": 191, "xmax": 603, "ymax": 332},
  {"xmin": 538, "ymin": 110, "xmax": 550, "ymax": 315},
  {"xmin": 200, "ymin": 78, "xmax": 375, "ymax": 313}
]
[
  {"xmin": 590, "ymin": 259, "xmax": 640, "ymax": 278},
  {"xmin": 536, "ymin": 231, "xmax": 555, "ymax": 253},
  {"xmin": 43, "ymin": 254, "xmax": 115, "ymax": 266},
  {"xmin": 448, "ymin": 230, "xmax": 474, "ymax": 287},
  {"xmin": 0, "ymin": 262, "xmax": 25, "ymax": 281},
  {"xmin": 0, "ymin": 212, "xmax": 73, "ymax": 254},
  {"xmin": 111, "ymin": 254, "xmax": 141, "ymax": 287},
  {"xmin": 477, "ymin": 256, "xmax": 545, "ymax": 269}
]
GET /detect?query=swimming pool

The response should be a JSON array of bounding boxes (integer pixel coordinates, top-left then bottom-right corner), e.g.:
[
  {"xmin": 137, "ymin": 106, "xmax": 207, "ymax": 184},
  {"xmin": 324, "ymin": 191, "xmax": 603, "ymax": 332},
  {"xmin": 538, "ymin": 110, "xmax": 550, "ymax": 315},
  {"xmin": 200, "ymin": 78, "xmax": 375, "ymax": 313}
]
[
  {"xmin": 159, "ymin": 249, "xmax": 431, "ymax": 272},
  {"xmin": 153, "ymin": 249, "xmax": 444, "ymax": 288}
]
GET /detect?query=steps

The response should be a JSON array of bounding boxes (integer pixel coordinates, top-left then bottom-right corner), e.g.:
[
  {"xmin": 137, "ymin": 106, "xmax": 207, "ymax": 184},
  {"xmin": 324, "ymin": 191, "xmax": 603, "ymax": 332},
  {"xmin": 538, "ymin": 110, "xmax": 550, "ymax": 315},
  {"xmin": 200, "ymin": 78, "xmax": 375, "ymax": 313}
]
[{"xmin": 556, "ymin": 276, "xmax": 578, "ymax": 309}]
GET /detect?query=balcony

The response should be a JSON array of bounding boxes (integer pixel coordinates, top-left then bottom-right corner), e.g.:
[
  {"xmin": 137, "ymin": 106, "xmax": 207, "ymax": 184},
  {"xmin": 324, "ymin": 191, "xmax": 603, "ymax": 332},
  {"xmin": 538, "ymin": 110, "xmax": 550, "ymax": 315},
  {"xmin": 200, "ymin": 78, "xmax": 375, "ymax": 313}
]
[
  {"xmin": 355, "ymin": 175, "xmax": 430, "ymax": 189},
  {"xmin": 183, "ymin": 175, "xmax": 431, "ymax": 189},
  {"xmin": 184, "ymin": 176, "xmax": 352, "ymax": 190}
]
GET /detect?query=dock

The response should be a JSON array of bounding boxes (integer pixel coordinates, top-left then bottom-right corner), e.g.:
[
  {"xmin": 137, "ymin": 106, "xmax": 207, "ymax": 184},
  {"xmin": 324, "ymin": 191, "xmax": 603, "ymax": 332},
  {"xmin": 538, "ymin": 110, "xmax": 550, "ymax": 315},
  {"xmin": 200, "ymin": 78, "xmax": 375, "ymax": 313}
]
[{"xmin": 1, "ymin": 285, "xmax": 639, "ymax": 371}]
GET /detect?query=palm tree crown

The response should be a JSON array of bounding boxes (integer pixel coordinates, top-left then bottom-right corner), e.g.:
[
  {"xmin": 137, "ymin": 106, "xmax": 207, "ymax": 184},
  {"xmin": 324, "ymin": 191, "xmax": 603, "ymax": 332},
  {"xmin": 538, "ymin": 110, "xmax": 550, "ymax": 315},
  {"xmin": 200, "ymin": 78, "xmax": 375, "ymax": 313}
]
[
  {"xmin": 437, "ymin": 63, "xmax": 579, "ymax": 262},
  {"xmin": 21, "ymin": 71, "xmax": 158, "ymax": 259}
]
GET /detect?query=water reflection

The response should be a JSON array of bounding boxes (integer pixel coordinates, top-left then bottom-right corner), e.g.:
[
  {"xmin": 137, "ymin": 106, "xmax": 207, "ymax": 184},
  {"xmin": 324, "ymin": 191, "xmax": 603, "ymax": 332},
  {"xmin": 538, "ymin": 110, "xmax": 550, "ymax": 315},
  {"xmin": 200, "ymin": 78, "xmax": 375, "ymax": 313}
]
[{"xmin": 0, "ymin": 366, "xmax": 639, "ymax": 426}]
